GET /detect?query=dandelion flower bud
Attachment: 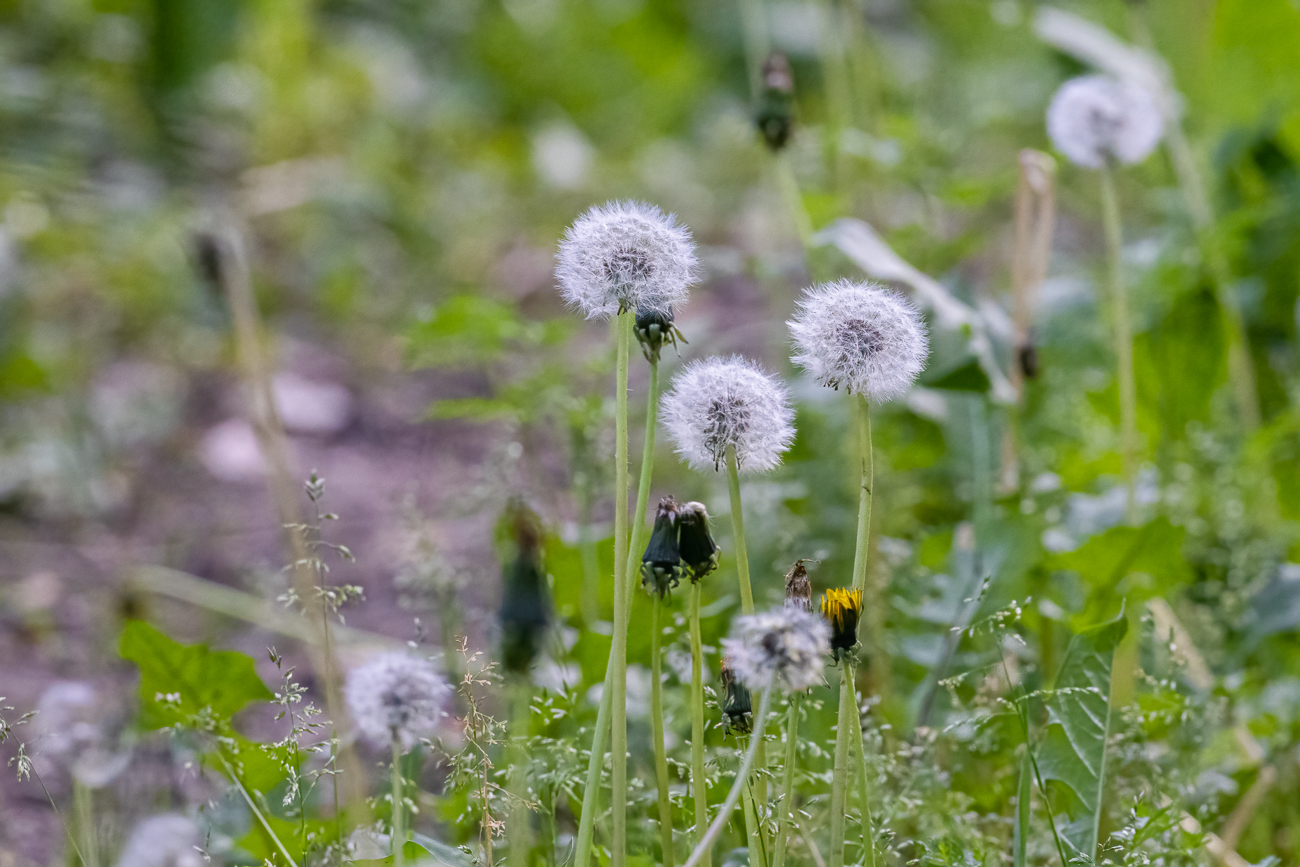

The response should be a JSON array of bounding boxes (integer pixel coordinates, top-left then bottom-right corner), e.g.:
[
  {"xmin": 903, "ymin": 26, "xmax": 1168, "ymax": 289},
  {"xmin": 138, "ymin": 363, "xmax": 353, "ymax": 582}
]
[
  {"xmin": 789, "ymin": 279, "xmax": 929, "ymax": 401},
  {"xmin": 556, "ymin": 200, "xmax": 699, "ymax": 319},
  {"xmin": 662, "ymin": 355, "xmax": 796, "ymax": 473},
  {"xmin": 821, "ymin": 587, "xmax": 863, "ymax": 662},
  {"xmin": 635, "ymin": 306, "xmax": 687, "ymax": 363},
  {"xmin": 642, "ymin": 496, "xmax": 684, "ymax": 598},
  {"xmin": 719, "ymin": 658, "xmax": 754, "ymax": 735},
  {"xmin": 678, "ymin": 501, "xmax": 720, "ymax": 581},
  {"xmin": 784, "ymin": 559, "xmax": 813, "ymax": 612},
  {"xmin": 344, "ymin": 653, "xmax": 451, "ymax": 750},
  {"xmin": 498, "ymin": 501, "xmax": 552, "ymax": 674},
  {"xmin": 722, "ymin": 606, "xmax": 830, "ymax": 693},
  {"xmin": 114, "ymin": 814, "xmax": 204, "ymax": 867},
  {"xmin": 1046, "ymin": 75, "xmax": 1164, "ymax": 170},
  {"xmin": 756, "ymin": 52, "xmax": 795, "ymax": 152}
]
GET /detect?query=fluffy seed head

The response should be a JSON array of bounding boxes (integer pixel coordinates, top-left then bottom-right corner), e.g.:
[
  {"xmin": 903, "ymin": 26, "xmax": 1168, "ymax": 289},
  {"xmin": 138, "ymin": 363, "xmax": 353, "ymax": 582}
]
[
  {"xmin": 32, "ymin": 681, "xmax": 130, "ymax": 788},
  {"xmin": 113, "ymin": 814, "xmax": 204, "ymax": 867},
  {"xmin": 556, "ymin": 200, "xmax": 699, "ymax": 319},
  {"xmin": 344, "ymin": 653, "xmax": 451, "ymax": 750},
  {"xmin": 1046, "ymin": 75, "xmax": 1164, "ymax": 169},
  {"xmin": 789, "ymin": 280, "xmax": 928, "ymax": 401},
  {"xmin": 722, "ymin": 606, "xmax": 830, "ymax": 693},
  {"xmin": 661, "ymin": 355, "xmax": 795, "ymax": 474}
]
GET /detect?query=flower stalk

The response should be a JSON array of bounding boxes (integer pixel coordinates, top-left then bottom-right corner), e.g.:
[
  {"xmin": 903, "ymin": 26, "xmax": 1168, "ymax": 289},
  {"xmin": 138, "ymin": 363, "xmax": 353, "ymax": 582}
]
[
  {"xmin": 650, "ymin": 593, "xmax": 674, "ymax": 867},
  {"xmin": 724, "ymin": 444, "xmax": 755, "ymax": 615},
  {"xmin": 827, "ymin": 663, "xmax": 855, "ymax": 867},
  {"xmin": 688, "ymin": 582, "xmax": 711, "ymax": 867},
  {"xmin": 391, "ymin": 735, "xmax": 406, "ymax": 867},
  {"xmin": 1099, "ymin": 161, "xmax": 1139, "ymax": 524},
  {"xmin": 610, "ymin": 311, "xmax": 633, "ymax": 867},
  {"xmin": 772, "ymin": 696, "xmax": 800, "ymax": 867}
]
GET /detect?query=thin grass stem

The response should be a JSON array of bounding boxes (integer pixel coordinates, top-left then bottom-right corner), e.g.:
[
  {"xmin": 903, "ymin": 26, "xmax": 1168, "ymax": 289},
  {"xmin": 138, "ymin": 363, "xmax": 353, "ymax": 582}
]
[{"xmin": 220, "ymin": 754, "xmax": 298, "ymax": 867}]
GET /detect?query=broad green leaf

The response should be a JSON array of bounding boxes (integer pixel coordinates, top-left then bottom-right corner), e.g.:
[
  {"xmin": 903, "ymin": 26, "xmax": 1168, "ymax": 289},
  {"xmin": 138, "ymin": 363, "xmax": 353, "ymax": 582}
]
[
  {"xmin": 1046, "ymin": 518, "xmax": 1189, "ymax": 618},
  {"xmin": 1036, "ymin": 613, "xmax": 1129, "ymax": 864},
  {"xmin": 119, "ymin": 620, "xmax": 273, "ymax": 729},
  {"xmin": 1014, "ymin": 746, "xmax": 1030, "ymax": 867},
  {"xmin": 351, "ymin": 840, "xmax": 439, "ymax": 866}
]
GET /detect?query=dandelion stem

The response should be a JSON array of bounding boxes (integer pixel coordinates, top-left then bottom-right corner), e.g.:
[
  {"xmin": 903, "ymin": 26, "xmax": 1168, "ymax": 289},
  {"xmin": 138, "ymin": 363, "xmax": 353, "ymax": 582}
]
[
  {"xmin": 651, "ymin": 594, "xmax": 675, "ymax": 867},
  {"xmin": 724, "ymin": 445, "xmax": 756, "ymax": 617},
  {"xmin": 72, "ymin": 780, "xmax": 98, "ymax": 867},
  {"xmin": 772, "ymin": 696, "xmax": 800, "ymax": 867},
  {"xmin": 849, "ymin": 703, "xmax": 877, "ymax": 867},
  {"xmin": 610, "ymin": 312, "xmax": 633, "ymax": 867},
  {"xmin": 849, "ymin": 395, "xmax": 874, "ymax": 604},
  {"xmin": 689, "ymin": 582, "xmax": 711, "ymax": 867},
  {"xmin": 391, "ymin": 736, "xmax": 406, "ymax": 867},
  {"xmin": 1099, "ymin": 161, "xmax": 1139, "ymax": 524},
  {"xmin": 508, "ymin": 681, "xmax": 532, "ymax": 867},
  {"xmin": 740, "ymin": 781, "xmax": 766, "ymax": 867},
  {"xmin": 627, "ymin": 357, "xmax": 660, "ymax": 582},
  {"xmin": 827, "ymin": 663, "xmax": 855, "ymax": 867},
  {"xmin": 681, "ymin": 689, "xmax": 773, "ymax": 867}
]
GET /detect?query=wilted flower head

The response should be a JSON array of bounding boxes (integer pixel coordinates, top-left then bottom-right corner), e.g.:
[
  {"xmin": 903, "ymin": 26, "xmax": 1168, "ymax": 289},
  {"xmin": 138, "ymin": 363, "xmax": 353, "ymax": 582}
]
[
  {"xmin": 32, "ymin": 681, "xmax": 131, "ymax": 788},
  {"xmin": 1046, "ymin": 75, "xmax": 1164, "ymax": 169},
  {"xmin": 344, "ymin": 653, "xmax": 451, "ymax": 750},
  {"xmin": 722, "ymin": 607, "xmax": 830, "ymax": 693},
  {"xmin": 556, "ymin": 200, "xmax": 699, "ymax": 319},
  {"xmin": 642, "ymin": 496, "xmax": 684, "ymax": 598},
  {"xmin": 719, "ymin": 658, "xmax": 753, "ymax": 735},
  {"xmin": 497, "ymin": 500, "xmax": 551, "ymax": 674},
  {"xmin": 784, "ymin": 560, "xmax": 813, "ymax": 612},
  {"xmin": 635, "ymin": 306, "xmax": 686, "ymax": 363},
  {"xmin": 821, "ymin": 587, "xmax": 863, "ymax": 662},
  {"xmin": 789, "ymin": 280, "xmax": 928, "ymax": 401},
  {"xmin": 113, "ymin": 814, "xmax": 204, "ymax": 867},
  {"xmin": 678, "ymin": 501, "xmax": 720, "ymax": 581},
  {"xmin": 662, "ymin": 356, "xmax": 795, "ymax": 473}
]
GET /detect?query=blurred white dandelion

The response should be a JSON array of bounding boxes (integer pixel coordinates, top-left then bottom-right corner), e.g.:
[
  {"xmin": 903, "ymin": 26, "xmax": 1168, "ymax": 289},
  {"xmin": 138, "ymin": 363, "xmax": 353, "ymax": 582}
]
[
  {"xmin": 113, "ymin": 814, "xmax": 204, "ymax": 867},
  {"xmin": 344, "ymin": 652, "xmax": 451, "ymax": 750},
  {"xmin": 32, "ymin": 681, "xmax": 131, "ymax": 788},
  {"xmin": 661, "ymin": 355, "xmax": 795, "ymax": 473},
  {"xmin": 556, "ymin": 200, "xmax": 698, "ymax": 319},
  {"xmin": 1046, "ymin": 75, "xmax": 1163, "ymax": 169},
  {"xmin": 789, "ymin": 279, "xmax": 929, "ymax": 401},
  {"xmin": 722, "ymin": 606, "xmax": 830, "ymax": 693}
]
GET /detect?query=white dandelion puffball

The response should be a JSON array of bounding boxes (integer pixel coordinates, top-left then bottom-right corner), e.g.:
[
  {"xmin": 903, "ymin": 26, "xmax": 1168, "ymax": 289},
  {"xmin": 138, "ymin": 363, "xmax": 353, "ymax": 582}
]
[
  {"xmin": 722, "ymin": 607, "xmax": 830, "ymax": 693},
  {"xmin": 113, "ymin": 814, "xmax": 204, "ymax": 867},
  {"xmin": 789, "ymin": 279, "xmax": 929, "ymax": 401},
  {"xmin": 32, "ymin": 681, "xmax": 131, "ymax": 788},
  {"xmin": 344, "ymin": 652, "xmax": 451, "ymax": 750},
  {"xmin": 556, "ymin": 200, "xmax": 699, "ymax": 319},
  {"xmin": 1046, "ymin": 75, "xmax": 1164, "ymax": 169},
  {"xmin": 661, "ymin": 355, "xmax": 795, "ymax": 474}
]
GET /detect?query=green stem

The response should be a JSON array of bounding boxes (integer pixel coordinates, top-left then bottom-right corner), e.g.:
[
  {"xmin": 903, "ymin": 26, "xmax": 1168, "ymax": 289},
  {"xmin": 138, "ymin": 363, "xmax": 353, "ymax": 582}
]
[
  {"xmin": 682, "ymin": 690, "xmax": 774, "ymax": 867},
  {"xmin": 772, "ymin": 696, "xmax": 800, "ymax": 867},
  {"xmin": 575, "ymin": 335, "xmax": 658, "ymax": 867},
  {"xmin": 1099, "ymin": 162, "xmax": 1138, "ymax": 524},
  {"xmin": 508, "ymin": 682, "xmax": 532, "ymax": 867},
  {"xmin": 651, "ymin": 594, "xmax": 674, "ymax": 867},
  {"xmin": 741, "ymin": 781, "xmax": 766, "ymax": 867},
  {"xmin": 625, "ymin": 358, "xmax": 660, "ymax": 598},
  {"xmin": 221, "ymin": 755, "xmax": 298, "ymax": 867},
  {"xmin": 73, "ymin": 780, "xmax": 98, "ymax": 867},
  {"xmin": 392, "ymin": 737, "xmax": 406, "ymax": 867},
  {"xmin": 849, "ymin": 700, "xmax": 876, "ymax": 867},
  {"xmin": 611, "ymin": 312, "xmax": 633, "ymax": 867},
  {"xmin": 850, "ymin": 395, "xmax": 874, "ymax": 610},
  {"xmin": 725, "ymin": 444, "xmax": 766, "ymax": 816},
  {"xmin": 827, "ymin": 664, "xmax": 855, "ymax": 867},
  {"xmin": 689, "ymin": 582, "xmax": 712, "ymax": 867}
]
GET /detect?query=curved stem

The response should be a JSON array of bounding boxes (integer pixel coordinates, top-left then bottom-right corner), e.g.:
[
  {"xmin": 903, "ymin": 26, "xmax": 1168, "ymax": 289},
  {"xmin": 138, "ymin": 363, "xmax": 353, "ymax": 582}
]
[
  {"xmin": 689, "ymin": 582, "xmax": 711, "ymax": 867},
  {"xmin": 610, "ymin": 313, "xmax": 633, "ymax": 867},
  {"xmin": 682, "ymin": 690, "xmax": 774, "ymax": 867},
  {"xmin": 827, "ymin": 664, "xmax": 855, "ymax": 867},
  {"xmin": 651, "ymin": 594, "xmax": 674, "ymax": 867},
  {"xmin": 772, "ymin": 696, "xmax": 800, "ymax": 867},
  {"xmin": 1099, "ymin": 163, "xmax": 1138, "ymax": 524},
  {"xmin": 392, "ymin": 737, "xmax": 406, "ymax": 867},
  {"xmin": 724, "ymin": 445, "xmax": 755, "ymax": 615}
]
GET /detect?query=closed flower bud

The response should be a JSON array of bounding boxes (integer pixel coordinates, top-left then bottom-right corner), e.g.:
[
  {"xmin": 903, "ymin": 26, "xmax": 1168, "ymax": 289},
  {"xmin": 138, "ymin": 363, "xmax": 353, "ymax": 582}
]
[
  {"xmin": 784, "ymin": 559, "xmax": 813, "ymax": 612},
  {"xmin": 641, "ymin": 496, "xmax": 684, "ymax": 598},
  {"xmin": 498, "ymin": 501, "xmax": 551, "ymax": 674},
  {"xmin": 557, "ymin": 200, "xmax": 699, "ymax": 319},
  {"xmin": 821, "ymin": 587, "xmax": 863, "ymax": 662},
  {"xmin": 635, "ymin": 306, "xmax": 687, "ymax": 363},
  {"xmin": 677, "ymin": 501, "xmax": 720, "ymax": 582},
  {"xmin": 719, "ymin": 658, "xmax": 754, "ymax": 735},
  {"xmin": 755, "ymin": 53, "xmax": 795, "ymax": 152}
]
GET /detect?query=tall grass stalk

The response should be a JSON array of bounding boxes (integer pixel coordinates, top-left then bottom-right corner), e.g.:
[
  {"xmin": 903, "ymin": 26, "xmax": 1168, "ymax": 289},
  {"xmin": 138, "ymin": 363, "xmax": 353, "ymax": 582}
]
[
  {"xmin": 650, "ymin": 595, "xmax": 674, "ymax": 867},
  {"xmin": 772, "ymin": 696, "xmax": 800, "ymax": 867},
  {"xmin": 688, "ymin": 582, "xmax": 711, "ymax": 867},
  {"xmin": 1098, "ymin": 163, "xmax": 1139, "ymax": 524},
  {"xmin": 682, "ymin": 689, "xmax": 774, "ymax": 867}
]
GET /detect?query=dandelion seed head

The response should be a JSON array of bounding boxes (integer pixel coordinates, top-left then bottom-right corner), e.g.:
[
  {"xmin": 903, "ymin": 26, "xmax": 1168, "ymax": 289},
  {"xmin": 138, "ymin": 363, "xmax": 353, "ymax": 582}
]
[
  {"xmin": 556, "ymin": 200, "xmax": 698, "ymax": 319},
  {"xmin": 32, "ymin": 681, "xmax": 130, "ymax": 788},
  {"xmin": 1046, "ymin": 75, "xmax": 1164, "ymax": 169},
  {"xmin": 661, "ymin": 355, "xmax": 795, "ymax": 474},
  {"xmin": 113, "ymin": 814, "xmax": 204, "ymax": 867},
  {"xmin": 789, "ymin": 279, "xmax": 928, "ymax": 401},
  {"xmin": 344, "ymin": 652, "xmax": 451, "ymax": 750},
  {"xmin": 722, "ymin": 606, "xmax": 830, "ymax": 693}
]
